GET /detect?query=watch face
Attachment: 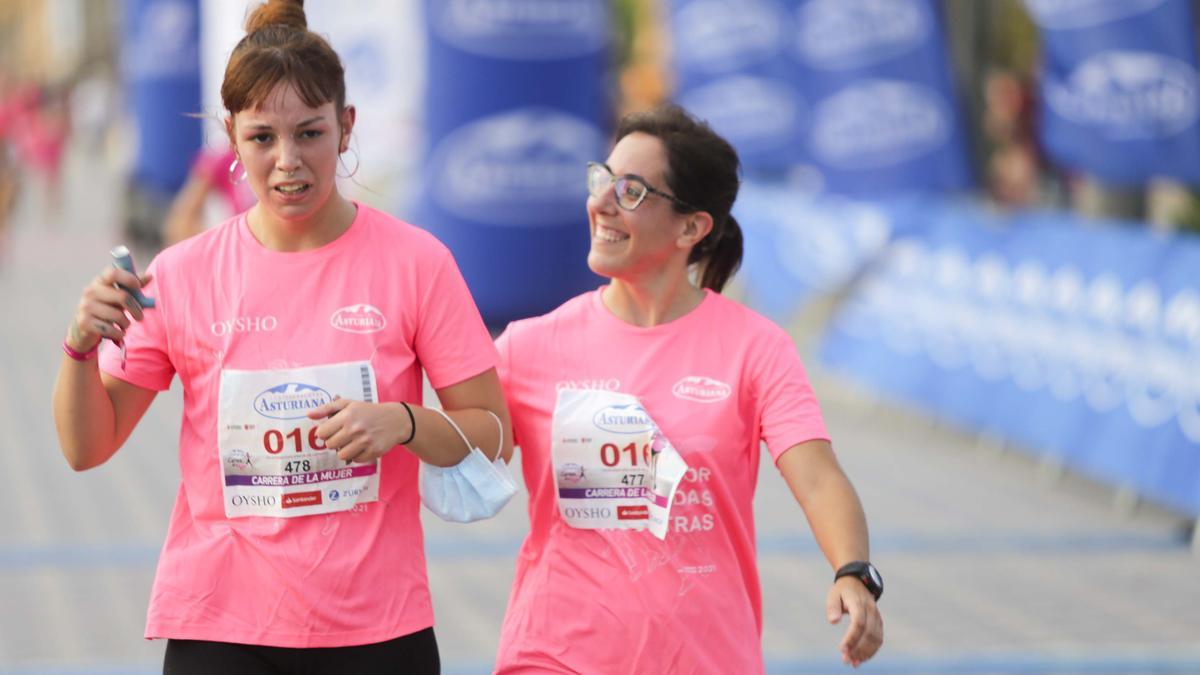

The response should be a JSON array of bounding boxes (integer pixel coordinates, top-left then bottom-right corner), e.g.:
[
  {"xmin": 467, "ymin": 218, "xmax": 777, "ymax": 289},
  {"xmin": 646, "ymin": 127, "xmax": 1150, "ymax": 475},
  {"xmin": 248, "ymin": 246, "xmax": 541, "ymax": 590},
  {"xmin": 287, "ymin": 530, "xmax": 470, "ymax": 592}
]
[{"xmin": 867, "ymin": 565, "xmax": 882, "ymax": 587}]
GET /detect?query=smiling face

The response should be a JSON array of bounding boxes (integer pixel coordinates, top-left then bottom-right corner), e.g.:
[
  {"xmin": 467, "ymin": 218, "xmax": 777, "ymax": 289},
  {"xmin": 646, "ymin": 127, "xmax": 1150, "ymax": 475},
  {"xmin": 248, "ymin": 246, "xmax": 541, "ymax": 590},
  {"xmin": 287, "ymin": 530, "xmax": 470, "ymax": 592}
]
[
  {"xmin": 228, "ymin": 82, "xmax": 354, "ymax": 231},
  {"xmin": 586, "ymin": 132, "xmax": 693, "ymax": 283}
]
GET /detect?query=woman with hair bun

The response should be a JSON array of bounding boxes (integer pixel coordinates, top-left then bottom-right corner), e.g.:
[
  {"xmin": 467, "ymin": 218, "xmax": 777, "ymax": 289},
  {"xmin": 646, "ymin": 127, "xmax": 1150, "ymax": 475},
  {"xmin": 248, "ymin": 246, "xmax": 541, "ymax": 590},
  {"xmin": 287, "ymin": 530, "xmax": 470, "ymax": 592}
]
[
  {"xmin": 52, "ymin": 1, "xmax": 513, "ymax": 672},
  {"xmin": 492, "ymin": 104, "xmax": 884, "ymax": 673}
]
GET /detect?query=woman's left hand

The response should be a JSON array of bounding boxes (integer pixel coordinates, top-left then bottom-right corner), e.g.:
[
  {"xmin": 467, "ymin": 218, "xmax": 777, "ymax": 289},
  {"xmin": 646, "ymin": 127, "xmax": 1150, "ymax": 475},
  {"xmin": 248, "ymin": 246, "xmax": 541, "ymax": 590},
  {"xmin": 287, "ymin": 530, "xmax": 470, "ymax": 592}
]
[
  {"xmin": 828, "ymin": 576, "xmax": 884, "ymax": 667},
  {"xmin": 307, "ymin": 398, "xmax": 410, "ymax": 464}
]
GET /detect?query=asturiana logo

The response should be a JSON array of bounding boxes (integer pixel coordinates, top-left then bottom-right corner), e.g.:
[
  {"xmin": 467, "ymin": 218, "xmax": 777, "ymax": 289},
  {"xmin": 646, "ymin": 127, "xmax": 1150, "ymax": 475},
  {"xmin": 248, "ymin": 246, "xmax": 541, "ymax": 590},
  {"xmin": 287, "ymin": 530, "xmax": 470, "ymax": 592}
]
[
  {"xmin": 811, "ymin": 79, "xmax": 949, "ymax": 169},
  {"xmin": 1045, "ymin": 51, "xmax": 1199, "ymax": 139},
  {"xmin": 672, "ymin": 376, "xmax": 732, "ymax": 403},
  {"xmin": 795, "ymin": 0, "xmax": 928, "ymax": 70},
  {"xmin": 254, "ymin": 383, "xmax": 333, "ymax": 420},
  {"xmin": 432, "ymin": 0, "xmax": 608, "ymax": 60},
  {"xmin": 673, "ymin": 0, "xmax": 785, "ymax": 74},
  {"xmin": 679, "ymin": 76, "xmax": 804, "ymax": 150},
  {"xmin": 592, "ymin": 403, "xmax": 655, "ymax": 434},
  {"xmin": 431, "ymin": 107, "xmax": 603, "ymax": 226},
  {"xmin": 331, "ymin": 304, "xmax": 387, "ymax": 334},
  {"xmin": 1023, "ymin": 0, "xmax": 1165, "ymax": 30}
]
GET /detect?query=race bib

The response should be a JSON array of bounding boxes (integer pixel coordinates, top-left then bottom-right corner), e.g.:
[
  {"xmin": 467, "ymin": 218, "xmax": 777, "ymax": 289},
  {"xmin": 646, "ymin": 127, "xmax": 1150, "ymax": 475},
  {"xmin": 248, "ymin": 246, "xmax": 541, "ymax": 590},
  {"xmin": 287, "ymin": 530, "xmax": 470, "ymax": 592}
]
[
  {"xmin": 551, "ymin": 389, "xmax": 688, "ymax": 540},
  {"xmin": 217, "ymin": 361, "xmax": 382, "ymax": 518}
]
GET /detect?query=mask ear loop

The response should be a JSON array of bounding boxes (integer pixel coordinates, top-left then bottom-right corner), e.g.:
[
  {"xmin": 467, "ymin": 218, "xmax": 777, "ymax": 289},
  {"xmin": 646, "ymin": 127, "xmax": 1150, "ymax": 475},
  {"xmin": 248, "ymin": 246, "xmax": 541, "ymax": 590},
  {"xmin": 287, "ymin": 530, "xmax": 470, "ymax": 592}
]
[{"xmin": 428, "ymin": 408, "xmax": 504, "ymax": 461}]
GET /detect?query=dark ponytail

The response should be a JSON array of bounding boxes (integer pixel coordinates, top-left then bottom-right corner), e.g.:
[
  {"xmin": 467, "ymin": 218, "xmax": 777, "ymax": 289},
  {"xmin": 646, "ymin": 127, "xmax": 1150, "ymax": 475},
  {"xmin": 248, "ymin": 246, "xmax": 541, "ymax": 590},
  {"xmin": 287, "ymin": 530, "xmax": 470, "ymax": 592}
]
[{"xmin": 615, "ymin": 104, "xmax": 743, "ymax": 292}]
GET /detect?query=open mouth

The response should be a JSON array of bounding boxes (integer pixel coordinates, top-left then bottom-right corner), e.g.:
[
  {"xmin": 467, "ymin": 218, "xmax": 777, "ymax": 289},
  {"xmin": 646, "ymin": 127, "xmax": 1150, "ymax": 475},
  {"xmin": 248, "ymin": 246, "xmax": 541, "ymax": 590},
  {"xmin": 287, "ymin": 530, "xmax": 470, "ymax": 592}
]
[
  {"xmin": 594, "ymin": 225, "xmax": 629, "ymax": 243},
  {"xmin": 275, "ymin": 183, "xmax": 311, "ymax": 196}
]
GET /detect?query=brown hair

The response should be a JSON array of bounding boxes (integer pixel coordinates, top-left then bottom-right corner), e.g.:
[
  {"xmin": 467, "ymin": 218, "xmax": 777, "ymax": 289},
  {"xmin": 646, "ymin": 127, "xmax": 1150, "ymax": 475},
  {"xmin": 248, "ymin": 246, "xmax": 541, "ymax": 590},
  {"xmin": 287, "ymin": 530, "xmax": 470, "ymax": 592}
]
[
  {"xmin": 615, "ymin": 104, "xmax": 743, "ymax": 293},
  {"xmin": 220, "ymin": 0, "xmax": 345, "ymax": 116}
]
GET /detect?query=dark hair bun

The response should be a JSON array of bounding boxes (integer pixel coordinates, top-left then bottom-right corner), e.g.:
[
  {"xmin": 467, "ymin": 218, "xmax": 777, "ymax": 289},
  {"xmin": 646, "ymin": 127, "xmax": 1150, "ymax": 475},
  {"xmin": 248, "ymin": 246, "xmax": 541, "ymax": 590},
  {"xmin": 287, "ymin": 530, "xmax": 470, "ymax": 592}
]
[{"xmin": 245, "ymin": 0, "xmax": 307, "ymax": 33}]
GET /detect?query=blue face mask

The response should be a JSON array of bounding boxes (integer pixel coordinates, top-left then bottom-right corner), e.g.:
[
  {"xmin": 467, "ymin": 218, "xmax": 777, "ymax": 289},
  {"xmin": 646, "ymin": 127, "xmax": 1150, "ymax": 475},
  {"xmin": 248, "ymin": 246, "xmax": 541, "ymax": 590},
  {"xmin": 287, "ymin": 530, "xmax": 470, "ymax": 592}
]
[{"xmin": 419, "ymin": 408, "xmax": 517, "ymax": 523}]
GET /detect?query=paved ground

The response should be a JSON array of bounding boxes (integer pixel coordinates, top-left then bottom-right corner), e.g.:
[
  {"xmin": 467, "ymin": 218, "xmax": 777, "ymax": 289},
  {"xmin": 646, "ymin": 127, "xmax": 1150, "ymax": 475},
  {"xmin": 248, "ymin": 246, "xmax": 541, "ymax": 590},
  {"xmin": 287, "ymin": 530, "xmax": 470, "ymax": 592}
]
[{"xmin": 2, "ymin": 150, "xmax": 1199, "ymax": 674}]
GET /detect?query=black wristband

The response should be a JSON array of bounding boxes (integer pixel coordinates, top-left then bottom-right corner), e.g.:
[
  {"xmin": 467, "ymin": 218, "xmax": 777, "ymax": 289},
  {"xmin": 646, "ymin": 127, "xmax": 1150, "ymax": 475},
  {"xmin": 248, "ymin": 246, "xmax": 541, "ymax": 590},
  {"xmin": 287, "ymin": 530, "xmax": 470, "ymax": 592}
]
[
  {"xmin": 835, "ymin": 561, "xmax": 883, "ymax": 601},
  {"xmin": 399, "ymin": 402, "xmax": 416, "ymax": 445}
]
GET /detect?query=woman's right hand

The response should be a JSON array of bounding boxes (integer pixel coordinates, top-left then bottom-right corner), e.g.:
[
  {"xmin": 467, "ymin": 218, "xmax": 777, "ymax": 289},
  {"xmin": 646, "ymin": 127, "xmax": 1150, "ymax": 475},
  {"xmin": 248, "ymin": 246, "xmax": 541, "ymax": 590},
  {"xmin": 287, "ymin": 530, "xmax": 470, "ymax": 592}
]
[{"xmin": 66, "ymin": 266, "xmax": 153, "ymax": 352}]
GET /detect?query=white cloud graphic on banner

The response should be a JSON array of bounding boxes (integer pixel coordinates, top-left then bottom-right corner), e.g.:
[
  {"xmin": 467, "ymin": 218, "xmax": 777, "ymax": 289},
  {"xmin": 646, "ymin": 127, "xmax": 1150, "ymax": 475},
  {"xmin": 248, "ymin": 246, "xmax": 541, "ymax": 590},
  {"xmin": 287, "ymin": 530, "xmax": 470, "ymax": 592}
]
[
  {"xmin": 810, "ymin": 80, "xmax": 949, "ymax": 168},
  {"xmin": 1045, "ymin": 51, "xmax": 1199, "ymax": 139},
  {"xmin": 674, "ymin": 0, "xmax": 787, "ymax": 74},
  {"xmin": 794, "ymin": 0, "xmax": 928, "ymax": 70},
  {"xmin": 1023, "ymin": 0, "xmax": 1166, "ymax": 30},
  {"xmin": 432, "ymin": 0, "xmax": 608, "ymax": 60},
  {"xmin": 430, "ymin": 108, "xmax": 602, "ymax": 226}
]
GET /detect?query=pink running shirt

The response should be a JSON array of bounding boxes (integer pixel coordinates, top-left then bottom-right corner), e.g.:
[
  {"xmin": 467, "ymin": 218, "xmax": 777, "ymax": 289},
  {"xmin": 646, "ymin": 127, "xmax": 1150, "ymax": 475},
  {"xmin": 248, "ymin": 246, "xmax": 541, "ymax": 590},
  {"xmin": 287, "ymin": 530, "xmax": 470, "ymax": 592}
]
[
  {"xmin": 494, "ymin": 288, "xmax": 830, "ymax": 674},
  {"xmin": 100, "ymin": 204, "xmax": 497, "ymax": 647}
]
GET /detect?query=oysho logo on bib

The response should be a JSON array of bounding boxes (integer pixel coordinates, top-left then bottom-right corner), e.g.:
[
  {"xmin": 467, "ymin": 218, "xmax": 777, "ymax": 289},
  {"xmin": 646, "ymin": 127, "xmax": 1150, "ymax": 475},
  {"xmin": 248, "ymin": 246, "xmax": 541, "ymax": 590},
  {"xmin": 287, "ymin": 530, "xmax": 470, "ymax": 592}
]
[
  {"xmin": 254, "ymin": 383, "xmax": 333, "ymax": 420},
  {"xmin": 672, "ymin": 376, "xmax": 733, "ymax": 403},
  {"xmin": 331, "ymin": 304, "xmax": 387, "ymax": 334},
  {"xmin": 592, "ymin": 403, "xmax": 655, "ymax": 434}
]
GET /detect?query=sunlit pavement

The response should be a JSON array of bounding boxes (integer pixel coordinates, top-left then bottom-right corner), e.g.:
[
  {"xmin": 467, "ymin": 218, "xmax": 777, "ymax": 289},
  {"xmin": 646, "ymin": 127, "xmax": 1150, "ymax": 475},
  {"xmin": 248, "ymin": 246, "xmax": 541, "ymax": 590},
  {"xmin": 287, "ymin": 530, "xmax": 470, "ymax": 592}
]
[{"xmin": 2, "ymin": 149, "xmax": 1199, "ymax": 674}]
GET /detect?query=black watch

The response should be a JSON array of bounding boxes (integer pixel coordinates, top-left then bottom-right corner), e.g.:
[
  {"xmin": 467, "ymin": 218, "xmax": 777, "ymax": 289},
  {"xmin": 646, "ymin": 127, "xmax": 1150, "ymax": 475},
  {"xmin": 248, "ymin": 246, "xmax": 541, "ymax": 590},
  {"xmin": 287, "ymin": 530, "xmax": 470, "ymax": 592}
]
[{"xmin": 835, "ymin": 561, "xmax": 883, "ymax": 601}]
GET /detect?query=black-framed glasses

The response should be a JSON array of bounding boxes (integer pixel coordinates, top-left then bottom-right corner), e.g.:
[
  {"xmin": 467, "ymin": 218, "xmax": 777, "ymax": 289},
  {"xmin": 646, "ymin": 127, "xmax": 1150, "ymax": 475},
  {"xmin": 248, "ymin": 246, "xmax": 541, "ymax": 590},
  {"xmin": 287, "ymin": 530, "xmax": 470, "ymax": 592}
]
[{"xmin": 586, "ymin": 161, "xmax": 696, "ymax": 212}]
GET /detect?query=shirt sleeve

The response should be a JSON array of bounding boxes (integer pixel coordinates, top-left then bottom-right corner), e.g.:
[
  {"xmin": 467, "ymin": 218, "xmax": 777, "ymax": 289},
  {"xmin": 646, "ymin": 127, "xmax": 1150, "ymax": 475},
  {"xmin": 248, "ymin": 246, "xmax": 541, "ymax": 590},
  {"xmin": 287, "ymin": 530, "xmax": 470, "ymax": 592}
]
[
  {"xmin": 98, "ymin": 255, "xmax": 175, "ymax": 391},
  {"xmin": 494, "ymin": 324, "xmax": 520, "ymax": 447},
  {"xmin": 753, "ymin": 324, "xmax": 830, "ymax": 463},
  {"xmin": 413, "ymin": 247, "xmax": 498, "ymax": 390}
]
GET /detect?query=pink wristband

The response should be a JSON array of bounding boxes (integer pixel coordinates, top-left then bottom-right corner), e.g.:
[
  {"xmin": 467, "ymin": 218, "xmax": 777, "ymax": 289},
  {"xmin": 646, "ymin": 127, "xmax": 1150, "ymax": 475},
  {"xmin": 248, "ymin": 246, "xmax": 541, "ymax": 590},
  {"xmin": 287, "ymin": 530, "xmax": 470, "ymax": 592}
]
[{"xmin": 62, "ymin": 340, "xmax": 99, "ymax": 361}]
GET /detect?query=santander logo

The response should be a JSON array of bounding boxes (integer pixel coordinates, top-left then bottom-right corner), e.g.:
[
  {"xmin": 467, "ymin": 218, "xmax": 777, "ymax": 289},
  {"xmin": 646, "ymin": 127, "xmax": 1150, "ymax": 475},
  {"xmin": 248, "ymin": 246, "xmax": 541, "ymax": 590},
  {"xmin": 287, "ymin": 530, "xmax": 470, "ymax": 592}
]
[
  {"xmin": 672, "ymin": 376, "xmax": 732, "ymax": 403},
  {"xmin": 330, "ymin": 304, "xmax": 387, "ymax": 334}
]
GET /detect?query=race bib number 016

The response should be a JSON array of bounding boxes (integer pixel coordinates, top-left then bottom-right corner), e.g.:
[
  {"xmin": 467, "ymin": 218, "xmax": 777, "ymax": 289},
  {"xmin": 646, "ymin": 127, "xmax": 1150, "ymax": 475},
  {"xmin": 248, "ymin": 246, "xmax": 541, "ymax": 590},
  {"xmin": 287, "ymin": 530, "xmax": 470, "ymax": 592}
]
[
  {"xmin": 218, "ymin": 361, "xmax": 381, "ymax": 518},
  {"xmin": 551, "ymin": 389, "xmax": 688, "ymax": 540}
]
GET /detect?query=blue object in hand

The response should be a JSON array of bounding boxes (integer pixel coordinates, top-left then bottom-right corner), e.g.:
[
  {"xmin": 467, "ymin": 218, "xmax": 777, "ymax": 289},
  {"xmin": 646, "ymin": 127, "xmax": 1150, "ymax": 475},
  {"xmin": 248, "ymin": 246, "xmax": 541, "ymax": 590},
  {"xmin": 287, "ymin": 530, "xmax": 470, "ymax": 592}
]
[{"xmin": 110, "ymin": 245, "xmax": 156, "ymax": 309}]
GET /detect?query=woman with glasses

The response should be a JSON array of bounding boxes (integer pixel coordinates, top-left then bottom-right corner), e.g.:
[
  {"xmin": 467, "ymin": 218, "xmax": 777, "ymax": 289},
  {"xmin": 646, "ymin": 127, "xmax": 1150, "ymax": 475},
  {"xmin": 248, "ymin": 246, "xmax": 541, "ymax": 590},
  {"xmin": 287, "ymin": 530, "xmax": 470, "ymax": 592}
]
[
  {"xmin": 52, "ymin": 1, "xmax": 512, "ymax": 671},
  {"xmin": 491, "ymin": 104, "xmax": 883, "ymax": 673}
]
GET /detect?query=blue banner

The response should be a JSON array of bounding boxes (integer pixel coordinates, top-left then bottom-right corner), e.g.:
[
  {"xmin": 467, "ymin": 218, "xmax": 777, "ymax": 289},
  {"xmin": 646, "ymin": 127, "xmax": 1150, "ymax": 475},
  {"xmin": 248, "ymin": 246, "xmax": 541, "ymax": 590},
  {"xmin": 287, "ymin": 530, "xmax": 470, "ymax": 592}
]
[
  {"xmin": 733, "ymin": 182, "xmax": 893, "ymax": 320},
  {"xmin": 668, "ymin": 0, "xmax": 972, "ymax": 195},
  {"xmin": 1026, "ymin": 0, "xmax": 1200, "ymax": 184},
  {"xmin": 412, "ymin": 0, "xmax": 609, "ymax": 324},
  {"xmin": 123, "ymin": 0, "xmax": 203, "ymax": 194},
  {"xmin": 819, "ymin": 201, "xmax": 1200, "ymax": 516}
]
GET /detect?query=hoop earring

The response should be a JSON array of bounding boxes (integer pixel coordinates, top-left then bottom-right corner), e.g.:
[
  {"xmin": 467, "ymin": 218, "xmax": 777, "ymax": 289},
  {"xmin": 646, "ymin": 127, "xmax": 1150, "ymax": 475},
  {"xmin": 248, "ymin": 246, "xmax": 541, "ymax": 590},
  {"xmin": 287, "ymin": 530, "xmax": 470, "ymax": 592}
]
[
  {"xmin": 228, "ymin": 157, "xmax": 247, "ymax": 184},
  {"xmin": 337, "ymin": 146, "xmax": 360, "ymax": 179}
]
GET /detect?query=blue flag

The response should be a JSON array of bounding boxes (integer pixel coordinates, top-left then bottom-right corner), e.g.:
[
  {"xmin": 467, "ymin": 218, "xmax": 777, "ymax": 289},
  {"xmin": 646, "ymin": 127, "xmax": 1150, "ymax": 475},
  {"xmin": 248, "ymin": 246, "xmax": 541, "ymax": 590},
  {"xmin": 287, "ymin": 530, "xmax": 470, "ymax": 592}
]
[
  {"xmin": 1027, "ymin": 0, "xmax": 1200, "ymax": 183},
  {"xmin": 668, "ymin": 0, "xmax": 971, "ymax": 195}
]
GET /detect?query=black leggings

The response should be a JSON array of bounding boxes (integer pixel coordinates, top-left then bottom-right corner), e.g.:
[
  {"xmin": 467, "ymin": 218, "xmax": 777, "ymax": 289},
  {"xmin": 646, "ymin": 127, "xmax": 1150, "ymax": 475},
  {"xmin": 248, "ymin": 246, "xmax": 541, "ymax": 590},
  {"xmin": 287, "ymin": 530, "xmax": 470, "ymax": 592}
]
[{"xmin": 163, "ymin": 627, "xmax": 439, "ymax": 675}]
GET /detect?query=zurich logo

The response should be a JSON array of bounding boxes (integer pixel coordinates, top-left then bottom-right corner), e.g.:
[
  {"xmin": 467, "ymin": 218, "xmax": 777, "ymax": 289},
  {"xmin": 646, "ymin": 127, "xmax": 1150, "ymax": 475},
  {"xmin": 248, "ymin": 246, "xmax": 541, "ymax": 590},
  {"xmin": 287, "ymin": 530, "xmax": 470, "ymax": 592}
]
[
  {"xmin": 431, "ymin": 0, "xmax": 608, "ymax": 60},
  {"xmin": 794, "ymin": 0, "xmax": 928, "ymax": 70},
  {"xmin": 430, "ymin": 107, "xmax": 604, "ymax": 226},
  {"xmin": 810, "ymin": 80, "xmax": 949, "ymax": 169},
  {"xmin": 592, "ymin": 403, "xmax": 655, "ymax": 434},
  {"xmin": 1045, "ymin": 51, "xmax": 1199, "ymax": 139},
  {"xmin": 1023, "ymin": 0, "xmax": 1165, "ymax": 30},
  {"xmin": 328, "ymin": 489, "xmax": 340, "ymax": 502},
  {"xmin": 253, "ymin": 383, "xmax": 333, "ymax": 420},
  {"xmin": 331, "ymin": 304, "xmax": 387, "ymax": 334},
  {"xmin": 679, "ymin": 76, "xmax": 804, "ymax": 151},
  {"xmin": 673, "ymin": 0, "xmax": 786, "ymax": 74}
]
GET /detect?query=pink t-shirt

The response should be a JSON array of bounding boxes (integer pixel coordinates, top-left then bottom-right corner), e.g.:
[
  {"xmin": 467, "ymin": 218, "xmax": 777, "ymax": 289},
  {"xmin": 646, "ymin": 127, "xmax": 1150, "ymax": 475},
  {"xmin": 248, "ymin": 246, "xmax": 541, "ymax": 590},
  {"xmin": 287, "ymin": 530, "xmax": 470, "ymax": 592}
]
[
  {"xmin": 100, "ymin": 204, "xmax": 497, "ymax": 648},
  {"xmin": 493, "ymin": 288, "xmax": 829, "ymax": 674}
]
